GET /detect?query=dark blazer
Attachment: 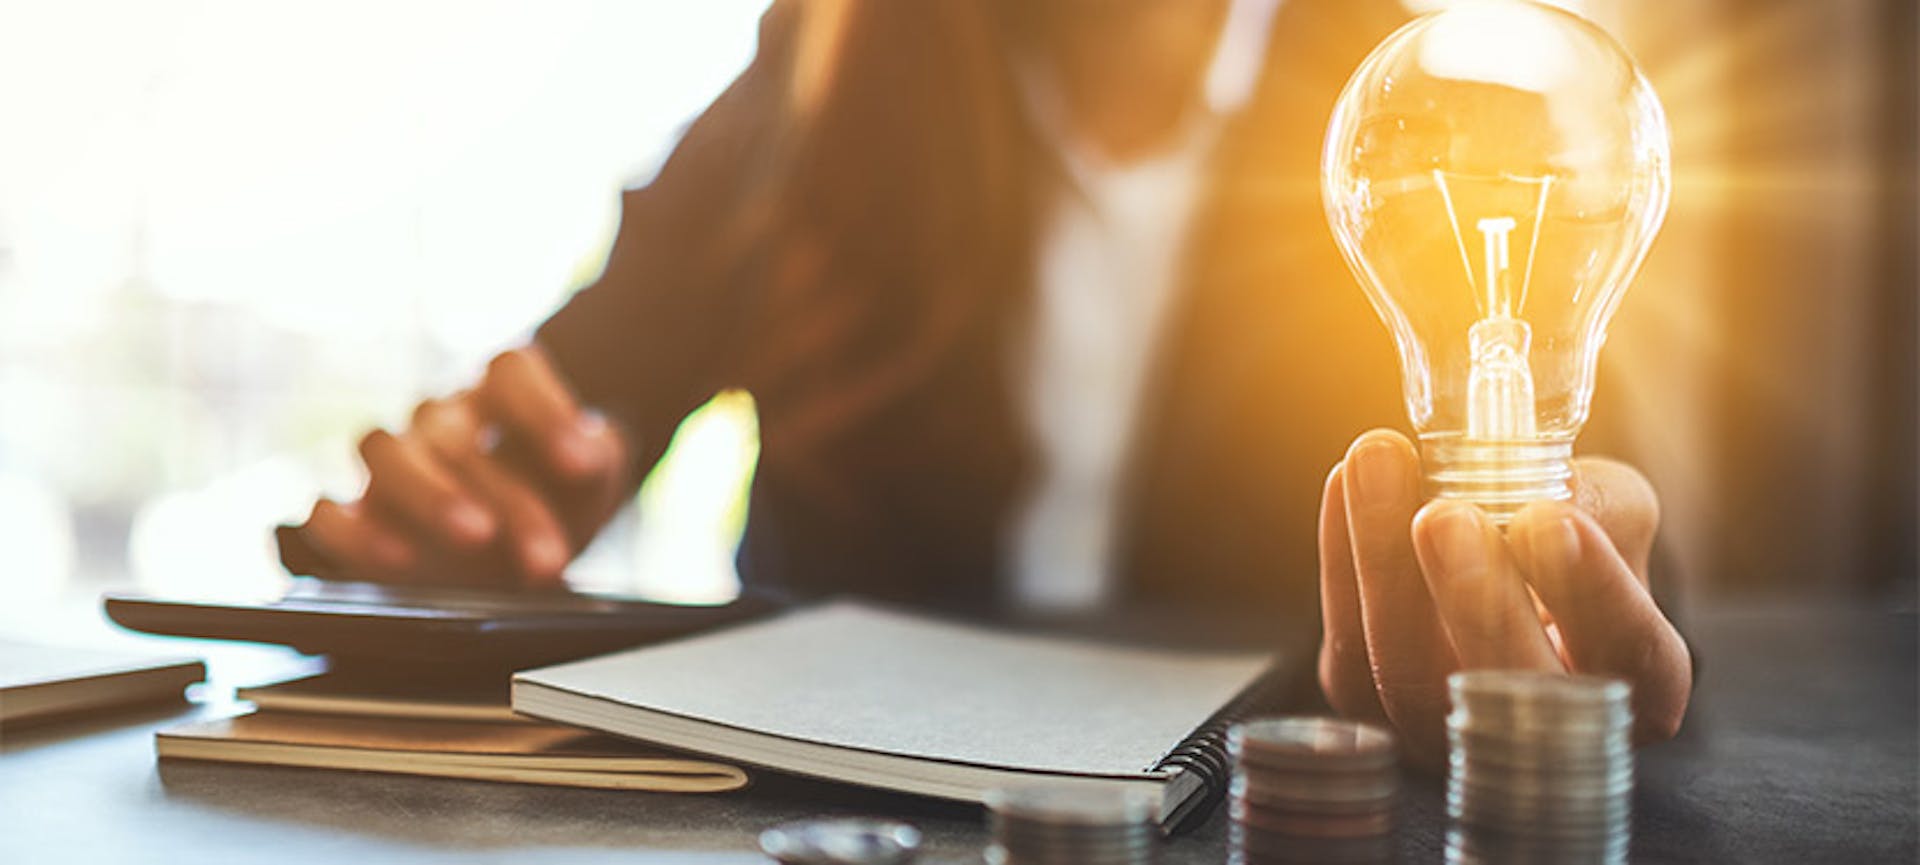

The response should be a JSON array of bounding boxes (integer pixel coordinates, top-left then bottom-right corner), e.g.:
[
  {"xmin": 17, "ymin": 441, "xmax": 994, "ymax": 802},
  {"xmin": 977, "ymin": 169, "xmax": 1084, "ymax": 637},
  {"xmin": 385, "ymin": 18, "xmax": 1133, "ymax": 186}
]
[{"xmin": 535, "ymin": 0, "xmax": 1641, "ymax": 628}]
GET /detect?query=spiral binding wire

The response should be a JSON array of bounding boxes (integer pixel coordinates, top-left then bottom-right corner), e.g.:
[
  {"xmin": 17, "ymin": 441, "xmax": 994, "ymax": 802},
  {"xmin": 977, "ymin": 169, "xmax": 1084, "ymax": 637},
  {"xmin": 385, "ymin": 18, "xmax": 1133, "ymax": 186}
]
[{"xmin": 1149, "ymin": 662, "xmax": 1297, "ymax": 834}]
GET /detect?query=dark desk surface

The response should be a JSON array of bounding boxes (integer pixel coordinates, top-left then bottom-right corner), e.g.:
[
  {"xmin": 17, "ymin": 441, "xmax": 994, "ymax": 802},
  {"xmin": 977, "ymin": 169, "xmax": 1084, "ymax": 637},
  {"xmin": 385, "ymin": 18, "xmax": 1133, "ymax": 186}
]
[{"xmin": 1, "ymin": 604, "xmax": 1914, "ymax": 864}]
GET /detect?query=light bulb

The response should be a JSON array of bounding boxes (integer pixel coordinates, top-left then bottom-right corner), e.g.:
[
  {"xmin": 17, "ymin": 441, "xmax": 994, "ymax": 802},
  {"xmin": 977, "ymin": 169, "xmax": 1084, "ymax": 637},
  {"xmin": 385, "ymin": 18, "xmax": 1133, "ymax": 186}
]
[{"xmin": 1322, "ymin": 0, "xmax": 1670, "ymax": 523}]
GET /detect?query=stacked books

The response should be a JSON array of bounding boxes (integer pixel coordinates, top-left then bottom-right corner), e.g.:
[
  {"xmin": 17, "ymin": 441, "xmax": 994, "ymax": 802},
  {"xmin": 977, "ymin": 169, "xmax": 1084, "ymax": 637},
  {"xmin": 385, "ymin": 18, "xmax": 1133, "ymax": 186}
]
[{"xmin": 158, "ymin": 671, "xmax": 747, "ymax": 793}]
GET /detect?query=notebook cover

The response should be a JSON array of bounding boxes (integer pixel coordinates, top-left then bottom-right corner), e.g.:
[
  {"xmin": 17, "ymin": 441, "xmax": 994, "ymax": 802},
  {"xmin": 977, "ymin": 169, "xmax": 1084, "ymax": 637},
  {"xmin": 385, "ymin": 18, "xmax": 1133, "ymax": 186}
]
[
  {"xmin": 0, "ymin": 640, "xmax": 204, "ymax": 724},
  {"xmin": 513, "ymin": 601, "xmax": 1285, "ymax": 828},
  {"xmin": 158, "ymin": 711, "xmax": 748, "ymax": 791}
]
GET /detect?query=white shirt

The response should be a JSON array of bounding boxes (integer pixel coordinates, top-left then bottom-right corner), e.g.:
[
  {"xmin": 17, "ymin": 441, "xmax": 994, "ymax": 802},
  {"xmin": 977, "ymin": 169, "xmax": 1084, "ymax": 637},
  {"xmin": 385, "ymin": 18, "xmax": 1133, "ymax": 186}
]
[{"xmin": 1008, "ymin": 0, "xmax": 1284, "ymax": 610}]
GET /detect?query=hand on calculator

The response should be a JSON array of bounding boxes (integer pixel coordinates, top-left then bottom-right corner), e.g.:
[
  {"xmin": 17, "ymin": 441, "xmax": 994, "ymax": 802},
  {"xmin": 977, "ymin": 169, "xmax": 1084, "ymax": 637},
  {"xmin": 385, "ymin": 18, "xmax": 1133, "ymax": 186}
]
[{"xmin": 283, "ymin": 345, "xmax": 631, "ymax": 588}]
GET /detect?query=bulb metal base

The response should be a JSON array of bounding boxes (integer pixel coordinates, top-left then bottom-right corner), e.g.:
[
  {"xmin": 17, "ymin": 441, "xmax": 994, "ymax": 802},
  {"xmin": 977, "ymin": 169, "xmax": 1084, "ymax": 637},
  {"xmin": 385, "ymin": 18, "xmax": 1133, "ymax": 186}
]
[{"xmin": 1422, "ymin": 434, "xmax": 1574, "ymax": 525}]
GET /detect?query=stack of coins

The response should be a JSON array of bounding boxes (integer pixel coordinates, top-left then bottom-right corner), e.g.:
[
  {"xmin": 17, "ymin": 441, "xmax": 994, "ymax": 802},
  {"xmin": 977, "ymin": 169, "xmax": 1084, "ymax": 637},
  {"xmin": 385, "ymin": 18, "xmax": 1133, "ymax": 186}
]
[
  {"xmin": 982, "ymin": 784, "xmax": 1161, "ymax": 865},
  {"xmin": 1228, "ymin": 717, "xmax": 1400, "ymax": 864},
  {"xmin": 1446, "ymin": 671, "xmax": 1634, "ymax": 865},
  {"xmin": 759, "ymin": 818, "xmax": 922, "ymax": 865}
]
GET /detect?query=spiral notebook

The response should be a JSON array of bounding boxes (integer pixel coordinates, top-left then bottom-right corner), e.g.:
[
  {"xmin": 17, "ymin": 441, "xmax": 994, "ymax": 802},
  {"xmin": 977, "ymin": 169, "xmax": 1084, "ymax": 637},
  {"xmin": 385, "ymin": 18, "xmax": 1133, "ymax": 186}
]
[{"xmin": 512, "ymin": 601, "xmax": 1294, "ymax": 832}]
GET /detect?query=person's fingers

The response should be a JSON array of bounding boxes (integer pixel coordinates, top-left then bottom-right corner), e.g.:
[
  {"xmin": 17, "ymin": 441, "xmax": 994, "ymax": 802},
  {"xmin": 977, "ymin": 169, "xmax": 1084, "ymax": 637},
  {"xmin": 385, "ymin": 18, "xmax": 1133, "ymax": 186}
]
[
  {"xmin": 300, "ymin": 498, "xmax": 417, "ymax": 577},
  {"xmin": 411, "ymin": 394, "xmax": 487, "ymax": 463},
  {"xmin": 358, "ymin": 429, "xmax": 496, "ymax": 548},
  {"xmin": 1342, "ymin": 429, "xmax": 1457, "ymax": 757},
  {"xmin": 1411, "ymin": 500, "xmax": 1564, "ymax": 672},
  {"xmin": 1510, "ymin": 501, "xmax": 1692, "ymax": 743},
  {"xmin": 417, "ymin": 388, "xmax": 626, "ymax": 565},
  {"xmin": 454, "ymin": 455, "xmax": 574, "ymax": 586},
  {"xmin": 477, "ymin": 347, "xmax": 606, "ymax": 480},
  {"xmin": 1318, "ymin": 462, "xmax": 1388, "ymax": 723},
  {"xmin": 1567, "ymin": 457, "xmax": 1660, "ymax": 581},
  {"xmin": 554, "ymin": 410, "xmax": 633, "ymax": 538}
]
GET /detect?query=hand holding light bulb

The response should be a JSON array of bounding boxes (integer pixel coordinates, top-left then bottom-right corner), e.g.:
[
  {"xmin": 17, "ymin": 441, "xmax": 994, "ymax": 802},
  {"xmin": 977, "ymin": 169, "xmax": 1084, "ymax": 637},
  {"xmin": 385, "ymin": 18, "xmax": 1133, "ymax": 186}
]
[
  {"xmin": 1316, "ymin": 430, "xmax": 1690, "ymax": 764},
  {"xmin": 1312, "ymin": 1, "xmax": 1690, "ymax": 760}
]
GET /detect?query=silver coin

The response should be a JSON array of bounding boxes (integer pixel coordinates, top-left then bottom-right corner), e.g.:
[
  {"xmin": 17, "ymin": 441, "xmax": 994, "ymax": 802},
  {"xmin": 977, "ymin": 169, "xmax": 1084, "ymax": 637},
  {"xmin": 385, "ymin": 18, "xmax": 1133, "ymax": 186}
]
[
  {"xmin": 1448, "ymin": 803, "xmax": 1630, "ymax": 836},
  {"xmin": 1450, "ymin": 767, "xmax": 1634, "ymax": 798},
  {"xmin": 1232, "ymin": 823, "xmax": 1398, "ymax": 862},
  {"xmin": 1444, "ymin": 669, "xmax": 1637, "ymax": 858},
  {"xmin": 991, "ymin": 818, "xmax": 1158, "ymax": 836},
  {"xmin": 991, "ymin": 828, "xmax": 1158, "ymax": 848},
  {"xmin": 1443, "ymin": 736, "xmax": 1628, "ymax": 763},
  {"xmin": 1449, "ymin": 671, "xmax": 1630, "ymax": 706},
  {"xmin": 759, "ymin": 818, "xmax": 923, "ymax": 865},
  {"xmin": 1449, "ymin": 824, "xmax": 1630, "ymax": 849},
  {"xmin": 986, "ymin": 842, "xmax": 1158, "ymax": 865},
  {"xmin": 990, "ymin": 828, "xmax": 1152, "ymax": 851},
  {"xmin": 1450, "ymin": 828, "xmax": 1629, "ymax": 852},
  {"xmin": 989, "ymin": 791, "xmax": 1160, "ymax": 865},
  {"xmin": 1231, "ymin": 790, "xmax": 1398, "ymax": 817},
  {"xmin": 1448, "ymin": 783, "xmax": 1633, "ymax": 814},
  {"xmin": 1450, "ymin": 693, "xmax": 1631, "ymax": 714},
  {"xmin": 1446, "ymin": 825, "xmax": 1628, "ymax": 863},
  {"xmin": 1232, "ymin": 801, "xmax": 1396, "ymax": 838},
  {"xmin": 984, "ymin": 783, "xmax": 1159, "ymax": 827},
  {"xmin": 1234, "ymin": 770, "xmax": 1401, "ymax": 802},
  {"xmin": 988, "ymin": 845, "xmax": 1155, "ymax": 863},
  {"xmin": 991, "ymin": 813, "xmax": 1160, "ymax": 832},
  {"xmin": 1448, "ymin": 763, "xmax": 1634, "ymax": 795},
  {"xmin": 1449, "ymin": 737, "xmax": 1631, "ymax": 767},
  {"xmin": 1451, "ymin": 717, "xmax": 1630, "ymax": 740},
  {"xmin": 1449, "ymin": 803, "xmax": 1630, "ymax": 835},
  {"xmin": 1449, "ymin": 757, "xmax": 1630, "ymax": 782},
  {"xmin": 1231, "ymin": 790, "xmax": 1399, "ymax": 816},
  {"xmin": 1453, "ymin": 726, "xmax": 1632, "ymax": 751},
  {"xmin": 1232, "ymin": 717, "xmax": 1398, "ymax": 773},
  {"xmin": 1450, "ymin": 717, "xmax": 1632, "ymax": 742},
  {"xmin": 992, "ymin": 822, "xmax": 1158, "ymax": 837}
]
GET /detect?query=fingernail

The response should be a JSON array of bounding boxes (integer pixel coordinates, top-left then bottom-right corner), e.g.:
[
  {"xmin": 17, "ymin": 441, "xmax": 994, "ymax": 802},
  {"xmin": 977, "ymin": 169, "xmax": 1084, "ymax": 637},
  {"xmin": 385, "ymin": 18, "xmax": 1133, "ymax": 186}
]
[
  {"xmin": 447, "ymin": 502, "xmax": 495, "ymax": 542},
  {"xmin": 579, "ymin": 411, "xmax": 609, "ymax": 437},
  {"xmin": 1352, "ymin": 439, "xmax": 1407, "ymax": 505},
  {"xmin": 525, "ymin": 535, "xmax": 569, "ymax": 577},
  {"xmin": 1527, "ymin": 512, "xmax": 1582, "ymax": 579},
  {"xmin": 1430, "ymin": 506, "xmax": 1488, "ymax": 577},
  {"xmin": 555, "ymin": 431, "xmax": 599, "ymax": 476}
]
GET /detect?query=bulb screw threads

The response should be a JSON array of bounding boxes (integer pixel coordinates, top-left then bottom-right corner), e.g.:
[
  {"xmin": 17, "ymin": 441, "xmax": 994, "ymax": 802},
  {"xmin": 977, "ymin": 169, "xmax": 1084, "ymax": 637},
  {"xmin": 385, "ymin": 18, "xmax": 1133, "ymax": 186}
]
[{"xmin": 1422, "ymin": 435, "xmax": 1574, "ymax": 525}]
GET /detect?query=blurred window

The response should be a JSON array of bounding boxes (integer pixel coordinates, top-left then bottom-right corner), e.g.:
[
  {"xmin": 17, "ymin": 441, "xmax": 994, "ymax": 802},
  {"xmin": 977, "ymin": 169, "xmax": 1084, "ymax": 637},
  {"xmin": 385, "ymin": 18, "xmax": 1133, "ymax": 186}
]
[{"xmin": 0, "ymin": 0, "xmax": 771, "ymax": 618}]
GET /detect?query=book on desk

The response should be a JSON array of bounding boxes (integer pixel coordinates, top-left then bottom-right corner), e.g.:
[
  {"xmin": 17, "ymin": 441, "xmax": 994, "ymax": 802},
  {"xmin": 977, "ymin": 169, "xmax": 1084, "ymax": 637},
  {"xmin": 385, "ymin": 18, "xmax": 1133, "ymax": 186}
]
[
  {"xmin": 158, "ymin": 709, "xmax": 748, "ymax": 792},
  {"xmin": 512, "ymin": 600, "xmax": 1293, "ymax": 833},
  {"xmin": 128, "ymin": 591, "xmax": 1295, "ymax": 830},
  {"xmin": 0, "ymin": 640, "xmax": 205, "ymax": 727}
]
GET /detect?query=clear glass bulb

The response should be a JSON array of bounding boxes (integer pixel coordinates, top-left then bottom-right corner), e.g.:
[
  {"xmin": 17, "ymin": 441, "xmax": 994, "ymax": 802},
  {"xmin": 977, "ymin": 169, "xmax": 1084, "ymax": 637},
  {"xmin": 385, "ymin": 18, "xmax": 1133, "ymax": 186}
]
[{"xmin": 1322, "ymin": 0, "xmax": 1670, "ymax": 523}]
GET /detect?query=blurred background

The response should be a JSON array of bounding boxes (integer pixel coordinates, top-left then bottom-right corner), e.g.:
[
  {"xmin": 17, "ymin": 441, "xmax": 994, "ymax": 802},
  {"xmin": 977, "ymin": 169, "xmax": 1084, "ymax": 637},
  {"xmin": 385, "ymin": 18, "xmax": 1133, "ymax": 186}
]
[{"xmin": 0, "ymin": 0, "xmax": 1911, "ymax": 643}]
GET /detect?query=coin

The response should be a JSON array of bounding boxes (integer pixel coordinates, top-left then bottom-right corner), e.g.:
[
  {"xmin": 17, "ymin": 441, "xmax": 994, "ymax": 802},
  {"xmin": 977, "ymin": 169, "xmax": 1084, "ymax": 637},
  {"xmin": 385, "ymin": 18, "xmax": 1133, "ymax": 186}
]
[
  {"xmin": 1449, "ymin": 671, "xmax": 1630, "ymax": 705},
  {"xmin": 1226, "ymin": 716, "xmax": 1401, "ymax": 862},
  {"xmin": 1232, "ymin": 824, "xmax": 1397, "ymax": 863},
  {"xmin": 759, "ymin": 818, "xmax": 922, "ymax": 865},
  {"xmin": 985, "ymin": 783, "xmax": 1160, "ymax": 865},
  {"xmin": 1446, "ymin": 824, "xmax": 1629, "ymax": 864},
  {"xmin": 1231, "ymin": 718, "xmax": 1398, "ymax": 773},
  {"xmin": 1233, "ymin": 772, "xmax": 1400, "ymax": 805},
  {"xmin": 1444, "ymin": 671, "xmax": 1634, "ymax": 865},
  {"xmin": 1230, "ymin": 801, "xmax": 1396, "ymax": 838},
  {"xmin": 984, "ymin": 784, "xmax": 1159, "ymax": 826},
  {"xmin": 1231, "ymin": 788, "xmax": 1399, "ymax": 816}
]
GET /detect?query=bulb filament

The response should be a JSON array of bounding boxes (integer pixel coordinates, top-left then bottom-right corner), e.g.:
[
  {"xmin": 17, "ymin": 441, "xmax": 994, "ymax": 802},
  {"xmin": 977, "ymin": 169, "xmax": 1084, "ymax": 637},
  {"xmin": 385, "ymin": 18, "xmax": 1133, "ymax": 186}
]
[
  {"xmin": 1467, "ymin": 216, "xmax": 1537, "ymax": 439},
  {"xmin": 1477, "ymin": 216, "xmax": 1516, "ymax": 317}
]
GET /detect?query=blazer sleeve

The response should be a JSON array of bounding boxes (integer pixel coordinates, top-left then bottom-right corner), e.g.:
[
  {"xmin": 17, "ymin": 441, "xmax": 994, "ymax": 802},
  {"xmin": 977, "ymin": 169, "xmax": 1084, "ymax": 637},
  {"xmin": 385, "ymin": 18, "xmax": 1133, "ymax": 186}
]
[{"xmin": 534, "ymin": 1, "xmax": 798, "ymax": 476}]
